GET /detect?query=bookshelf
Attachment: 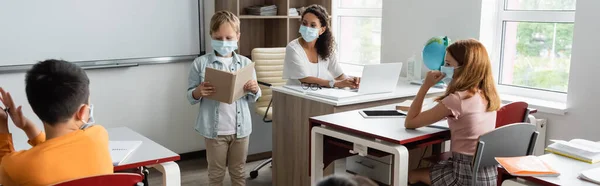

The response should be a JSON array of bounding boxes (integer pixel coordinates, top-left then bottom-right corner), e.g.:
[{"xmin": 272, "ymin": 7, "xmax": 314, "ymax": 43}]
[{"xmin": 215, "ymin": 0, "xmax": 332, "ymax": 57}]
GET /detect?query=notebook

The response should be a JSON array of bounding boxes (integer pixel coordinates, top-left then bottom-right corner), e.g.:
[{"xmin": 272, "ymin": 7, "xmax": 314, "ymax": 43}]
[
  {"xmin": 110, "ymin": 141, "xmax": 143, "ymax": 166},
  {"xmin": 495, "ymin": 156, "xmax": 560, "ymax": 177},
  {"xmin": 204, "ymin": 63, "xmax": 255, "ymax": 104},
  {"xmin": 395, "ymin": 98, "xmax": 436, "ymax": 112},
  {"xmin": 580, "ymin": 167, "xmax": 600, "ymax": 184},
  {"xmin": 545, "ymin": 139, "xmax": 600, "ymax": 164}
]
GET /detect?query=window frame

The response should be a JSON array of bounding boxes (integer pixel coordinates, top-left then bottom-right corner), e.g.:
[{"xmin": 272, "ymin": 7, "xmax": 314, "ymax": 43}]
[
  {"xmin": 331, "ymin": 0, "xmax": 382, "ymax": 65},
  {"xmin": 490, "ymin": 0, "xmax": 575, "ymax": 103}
]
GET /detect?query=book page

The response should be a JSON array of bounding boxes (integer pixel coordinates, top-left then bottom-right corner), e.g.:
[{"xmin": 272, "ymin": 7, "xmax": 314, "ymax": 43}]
[
  {"xmin": 204, "ymin": 67, "xmax": 235, "ymax": 103},
  {"xmin": 548, "ymin": 140, "xmax": 599, "ymax": 162},
  {"xmin": 232, "ymin": 63, "xmax": 255, "ymax": 101},
  {"xmin": 570, "ymin": 139, "xmax": 600, "ymax": 152}
]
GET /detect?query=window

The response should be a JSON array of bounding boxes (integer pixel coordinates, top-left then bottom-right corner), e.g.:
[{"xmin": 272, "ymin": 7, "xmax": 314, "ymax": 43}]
[
  {"xmin": 492, "ymin": 0, "xmax": 575, "ymax": 102},
  {"xmin": 332, "ymin": 0, "xmax": 382, "ymax": 65}
]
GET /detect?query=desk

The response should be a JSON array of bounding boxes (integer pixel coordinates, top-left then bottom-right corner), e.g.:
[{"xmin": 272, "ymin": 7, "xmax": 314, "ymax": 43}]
[
  {"xmin": 271, "ymin": 81, "xmax": 445, "ymax": 186},
  {"xmin": 498, "ymin": 153, "xmax": 600, "ymax": 186},
  {"xmin": 108, "ymin": 127, "xmax": 181, "ymax": 186},
  {"xmin": 309, "ymin": 104, "xmax": 451, "ymax": 186},
  {"xmin": 15, "ymin": 127, "xmax": 181, "ymax": 186}
]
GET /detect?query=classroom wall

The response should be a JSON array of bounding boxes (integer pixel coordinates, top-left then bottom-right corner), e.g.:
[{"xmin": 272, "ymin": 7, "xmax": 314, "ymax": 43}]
[
  {"xmin": 382, "ymin": 0, "xmax": 600, "ymax": 142},
  {"xmin": 380, "ymin": 0, "xmax": 483, "ymax": 77},
  {"xmin": 0, "ymin": 0, "xmax": 273, "ymax": 155}
]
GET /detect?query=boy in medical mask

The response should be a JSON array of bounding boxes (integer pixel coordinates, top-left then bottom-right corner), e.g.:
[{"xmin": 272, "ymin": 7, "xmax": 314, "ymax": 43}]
[
  {"xmin": 0, "ymin": 59, "xmax": 111, "ymax": 185},
  {"xmin": 186, "ymin": 10, "xmax": 261, "ymax": 186}
]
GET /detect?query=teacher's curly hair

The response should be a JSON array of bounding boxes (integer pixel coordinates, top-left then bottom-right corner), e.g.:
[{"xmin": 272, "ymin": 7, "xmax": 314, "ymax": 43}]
[{"xmin": 302, "ymin": 4, "xmax": 335, "ymax": 60}]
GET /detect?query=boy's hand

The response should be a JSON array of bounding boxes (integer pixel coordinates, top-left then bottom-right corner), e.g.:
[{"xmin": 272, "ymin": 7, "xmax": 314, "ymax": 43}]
[
  {"xmin": 244, "ymin": 80, "xmax": 259, "ymax": 94},
  {"xmin": 195, "ymin": 82, "xmax": 216, "ymax": 97},
  {"xmin": 0, "ymin": 88, "xmax": 30, "ymax": 130},
  {"xmin": 0, "ymin": 105, "xmax": 8, "ymax": 134}
]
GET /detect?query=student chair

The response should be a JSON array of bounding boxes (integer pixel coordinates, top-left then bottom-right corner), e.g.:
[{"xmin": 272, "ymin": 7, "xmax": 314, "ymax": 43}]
[
  {"xmin": 52, "ymin": 173, "xmax": 144, "ymax": 186},
  {"xmin": 472, "ymin": 123, "xmax": 538, "ymax": 186},
  {"xmin": 422, "ymin": 101, "xmax": 531, "ymax": 164},
  {"xmin": 249, "ymin": 47, "xmax": 286, "ymax": 179}
]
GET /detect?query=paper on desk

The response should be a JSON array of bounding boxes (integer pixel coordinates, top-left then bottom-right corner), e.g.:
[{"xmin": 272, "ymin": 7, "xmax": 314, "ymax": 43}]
[
  {"xmin": 204, "ymin": 63, "xmax": 255, "ymax": 104},
  {"xmin": 110, "ymin": 141, "xmax": 142, "ymax": 166},
  {"xmin": 580, "ymin": 167, "xmax": 600, "ymax": 184}
]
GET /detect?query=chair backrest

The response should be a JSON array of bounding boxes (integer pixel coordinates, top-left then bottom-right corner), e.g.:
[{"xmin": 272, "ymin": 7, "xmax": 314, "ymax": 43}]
[
  {"xmin": 252, "ymin": 48, "xmax": 286, "ymax": 116},
  {"xmin": 52, "ymin": 173, "xmax": 144, "ymax": 186},
  {"xmin": 496, "ymin": 101, "xmax": 529, "ymax": 128},
  {"xmin": 472, "ymin": 123, "xmax": 538, "ymax": 186}
]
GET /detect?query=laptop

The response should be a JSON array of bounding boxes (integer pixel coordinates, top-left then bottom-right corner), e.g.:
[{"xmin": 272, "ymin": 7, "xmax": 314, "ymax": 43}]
[{"xmin": 306, "ymin": 63, "xmax": 403, "ymax": 100}]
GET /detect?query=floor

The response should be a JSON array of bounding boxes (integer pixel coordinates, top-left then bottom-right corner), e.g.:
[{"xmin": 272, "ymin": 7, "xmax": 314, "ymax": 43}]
[{"xmin": 147, "ymin": 158, "xmax": 349, "ymax": 186}]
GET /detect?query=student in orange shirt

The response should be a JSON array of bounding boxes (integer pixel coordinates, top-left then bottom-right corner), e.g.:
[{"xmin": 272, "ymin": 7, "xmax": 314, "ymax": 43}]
[{"xmin": 0, "ymin": 59, "xmax": 112, "ymax": 186}]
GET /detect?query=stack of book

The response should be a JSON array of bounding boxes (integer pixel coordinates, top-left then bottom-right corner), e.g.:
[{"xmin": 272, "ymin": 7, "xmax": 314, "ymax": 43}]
[{"xmin": 245, "ymin": 5, "xmax": 277, "ymax": 16}]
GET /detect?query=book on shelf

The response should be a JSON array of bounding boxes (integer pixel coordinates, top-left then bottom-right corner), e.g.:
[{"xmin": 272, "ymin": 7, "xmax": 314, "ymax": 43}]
[{"xmin": 245, "ymin": 5, "xmax": 277, "ymax": 16}]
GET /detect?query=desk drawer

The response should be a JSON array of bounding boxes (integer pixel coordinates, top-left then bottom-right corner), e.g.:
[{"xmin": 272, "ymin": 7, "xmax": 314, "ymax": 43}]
[{"xmin": 346, "ymin": 155, "xmax": 392, "ymax": 185}]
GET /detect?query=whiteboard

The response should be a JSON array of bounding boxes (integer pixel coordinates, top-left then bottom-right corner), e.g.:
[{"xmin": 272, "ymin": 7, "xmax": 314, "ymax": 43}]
[{"xmin": 0, "ymin": 0, "xmax": 201, "ymax": 67}]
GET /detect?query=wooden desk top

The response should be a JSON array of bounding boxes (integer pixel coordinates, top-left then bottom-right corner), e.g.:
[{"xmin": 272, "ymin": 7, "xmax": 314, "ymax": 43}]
[{"xmin": 309, "ymin": 104, "xmax": 450, "ymax": 144}]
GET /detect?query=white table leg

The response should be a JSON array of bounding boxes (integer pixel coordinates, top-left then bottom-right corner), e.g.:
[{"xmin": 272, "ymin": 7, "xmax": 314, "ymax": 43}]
[
  {"xmin": 151, "ymin": 161, "xmax": 181, "ymax": 186},
  {"xmin": 311, "ymin": 126, "xmax": 412, "ymax": 186},
  {"xmin": 311, "ymin": 127, "xmax": 324, "ymax": 185},
  {"xmin": 391, "ymin": 145, "xmax": 409, "ymax": 186}
]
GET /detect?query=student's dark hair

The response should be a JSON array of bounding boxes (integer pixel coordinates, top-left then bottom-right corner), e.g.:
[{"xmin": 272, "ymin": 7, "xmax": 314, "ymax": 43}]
[
  {"xmin": 302, "ymin": 4, "xmax": 335, "ymax": 60},
  {"xmin": 25, "ymin": 59, "xmax": 90, "ymax": 125},
  {"xmin": 317, "ymin": 175, "xmax": 377, "ymax": 186}
]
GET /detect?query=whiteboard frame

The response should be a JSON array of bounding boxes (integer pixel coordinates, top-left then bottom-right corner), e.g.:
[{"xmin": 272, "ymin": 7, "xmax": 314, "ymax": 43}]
[{"xmin": 0, "ymin": 0, "xmax": 206, "ymax": 73}]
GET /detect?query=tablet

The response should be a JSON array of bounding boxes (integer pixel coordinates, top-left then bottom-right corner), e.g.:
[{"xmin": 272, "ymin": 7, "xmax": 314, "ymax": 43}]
[{"xmin": 359, "ymin": 110, "xmax": 406, "ymax": 118}]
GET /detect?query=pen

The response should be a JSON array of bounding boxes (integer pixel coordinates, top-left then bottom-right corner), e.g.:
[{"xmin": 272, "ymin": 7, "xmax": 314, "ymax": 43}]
[{"xmin": 426, "ymin": 125, "xmax": 449, "ymax": 130}]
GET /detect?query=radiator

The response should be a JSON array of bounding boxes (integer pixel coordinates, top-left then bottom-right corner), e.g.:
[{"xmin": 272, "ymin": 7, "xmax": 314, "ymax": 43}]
[{"xmin": 528, "ymin": 115, "xmax": 547, "ymax": 156}]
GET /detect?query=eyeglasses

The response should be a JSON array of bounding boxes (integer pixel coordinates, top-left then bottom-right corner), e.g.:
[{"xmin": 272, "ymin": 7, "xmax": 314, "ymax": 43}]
[{"xmin": 301, "ymin": 83, "xmax": 322, "ymax": 91}]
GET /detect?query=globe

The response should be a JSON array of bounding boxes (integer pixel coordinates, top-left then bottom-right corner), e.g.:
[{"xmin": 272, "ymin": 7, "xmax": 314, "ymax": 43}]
[{"xmin": 422, "ymin": 36, "xmax": 450, "ymax": 71}]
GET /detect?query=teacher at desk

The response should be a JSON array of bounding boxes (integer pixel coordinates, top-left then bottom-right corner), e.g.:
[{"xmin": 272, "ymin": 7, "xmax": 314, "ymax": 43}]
[{"xmin": 283, "ymin": 4, "xmax": 359, "ymax": 88}]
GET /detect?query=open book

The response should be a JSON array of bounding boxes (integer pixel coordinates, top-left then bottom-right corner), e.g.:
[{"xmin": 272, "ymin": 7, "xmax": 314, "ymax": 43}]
[
  {"xmin": 204, "ymin": 63, "xmax": 255, "ymax": 104},
  {"xmin": 580, "ymin": 167, "xmax": 600, "ymax": 184},
  {"xmin": 110, "ymin": 141, "xmax": 142, "ymax": 166},
  {"xmin": 495, "ymin": 156, "xmax": 560, "ymax": 177},
  {"xmin": 545, "ymin": 139, "xmax": 600, "ymax": 164},
  {"xmin": 395, "ymin": 98, "xmax": 436, "ymax": 113}
]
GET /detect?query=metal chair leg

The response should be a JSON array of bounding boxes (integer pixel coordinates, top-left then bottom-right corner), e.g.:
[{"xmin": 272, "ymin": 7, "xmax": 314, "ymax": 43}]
[{"xmin": 249, "ymin": 158, "xmax": 272, "ymax": 179}]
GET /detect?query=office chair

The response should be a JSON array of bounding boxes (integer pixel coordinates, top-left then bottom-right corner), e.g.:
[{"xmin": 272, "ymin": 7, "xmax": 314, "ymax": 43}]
[
  {"xmin": 249, "ymin": 47, "xmax": 286, "ymax": 179},
  {"xmin": 52, "ymin": 173, "xmax": 144, "ymax": 186}
]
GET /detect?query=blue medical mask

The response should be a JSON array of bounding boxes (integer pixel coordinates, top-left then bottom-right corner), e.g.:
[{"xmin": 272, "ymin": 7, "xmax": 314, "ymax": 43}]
[
  {"xmin": 299, "ymin": 25, "xmax": 320, "ymax": 42},
  {"xmin": 211, "ymin": 39, "xmax": 238, "ymax": 56},
  {"xmin": 80, "ymin": 104, "xmax": 95, "ymax": 129},
  {"xmin": 440, "ymin": 66, "xmax": 455, "ymax": 85}
]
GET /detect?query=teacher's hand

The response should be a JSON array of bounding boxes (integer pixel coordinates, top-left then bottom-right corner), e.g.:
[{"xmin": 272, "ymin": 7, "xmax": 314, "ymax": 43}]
[
  {"xmin": 195, "ymin": 82, "xmax": 215, "ymax": 97},
  {"xmin": 334, "ymin": 79, "xmax": 358, "ymax": 89},
  {"xmin": 244, "ymin": 80, "xmax": 259, "ymax": 94}
]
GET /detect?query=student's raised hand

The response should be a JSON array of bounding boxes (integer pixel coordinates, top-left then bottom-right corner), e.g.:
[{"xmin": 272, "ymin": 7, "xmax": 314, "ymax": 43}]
[
  {"xmin": 196, "ymin": 82, "xmax": 216, "ymax": 97},
  {"xmin": 335, "ymin": 79, "xmax": 358, "ymax": 89},
  {"xmin": 0, "ymin": 87, "xmax": 30, "ymax": 130},
  {"xmin": 244, "ymin": 80, "xmax": 259, "ymax": 94},
  {"xmin": 423, "ymin": 71, "xmax": 445, "ymax": 88},
  {"xmin": 0, "ymin": 103, "xmax": 7, "ymax": 133}
]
